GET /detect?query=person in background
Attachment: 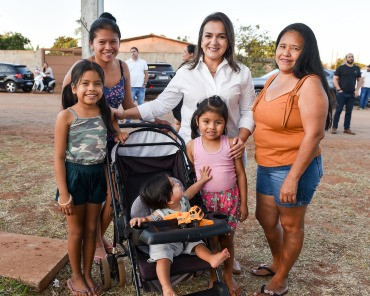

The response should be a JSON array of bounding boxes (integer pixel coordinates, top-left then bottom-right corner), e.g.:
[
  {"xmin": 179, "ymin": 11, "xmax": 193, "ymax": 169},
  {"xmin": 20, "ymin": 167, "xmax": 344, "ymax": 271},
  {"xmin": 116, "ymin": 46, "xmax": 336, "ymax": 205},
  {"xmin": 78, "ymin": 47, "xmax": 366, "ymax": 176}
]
[
  {"xmin": 62, "ymin": 12, "xmax": 136, "ymax": 263},
  {"xmin": 251, "ymin": 23, "xmax": 331, "ymax": 296},
  {"xmin": 126, "ymin": 47, "xmax": 149, "ymax": 108},
  {"xmin": 42, "ymin": 62, "xmax": 54, "ymax": 87},
  {"xmin": 331, "ymin": 53, "xmax": 361, "ymax": 135},
  {"xmin": 172, "ymin": 44, "xmax": 196, "ymax": 132},
  {"xmin": 358, "ymin": 64, "xmax": 370, "ymax": 110}
]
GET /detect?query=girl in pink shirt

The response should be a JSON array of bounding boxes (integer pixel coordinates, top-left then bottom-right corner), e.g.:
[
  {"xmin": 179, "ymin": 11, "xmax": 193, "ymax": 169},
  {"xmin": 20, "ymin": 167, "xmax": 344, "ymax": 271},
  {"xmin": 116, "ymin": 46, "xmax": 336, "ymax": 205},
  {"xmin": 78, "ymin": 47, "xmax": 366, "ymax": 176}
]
[{"xmin": 186, "ymin": 96, "xmax": 248, "ymax": 295}]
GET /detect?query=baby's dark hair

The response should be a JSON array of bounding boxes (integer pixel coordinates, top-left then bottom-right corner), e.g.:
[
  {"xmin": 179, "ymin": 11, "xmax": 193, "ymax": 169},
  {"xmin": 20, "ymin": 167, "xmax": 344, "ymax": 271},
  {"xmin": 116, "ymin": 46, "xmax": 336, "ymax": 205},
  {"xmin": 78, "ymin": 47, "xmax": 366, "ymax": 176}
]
[
  {"xmin": 62, "ymin": 60, "xmax": 116, "ymax": 134},
  {"xmin": 140, "ymin": 173, "xmax": 173, "ymax": 210},
  {"xmin": 190, "ymin": 95, "xmax": 228, "ymax": 139}
]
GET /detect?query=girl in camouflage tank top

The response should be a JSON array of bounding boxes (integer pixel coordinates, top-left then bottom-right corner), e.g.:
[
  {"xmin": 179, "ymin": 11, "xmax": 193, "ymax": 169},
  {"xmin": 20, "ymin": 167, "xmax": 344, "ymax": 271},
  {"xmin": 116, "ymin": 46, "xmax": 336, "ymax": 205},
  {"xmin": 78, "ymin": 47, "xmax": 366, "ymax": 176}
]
[{"xmin": 55, "ymin": 60, "xmax": 128, "ymax": 294}]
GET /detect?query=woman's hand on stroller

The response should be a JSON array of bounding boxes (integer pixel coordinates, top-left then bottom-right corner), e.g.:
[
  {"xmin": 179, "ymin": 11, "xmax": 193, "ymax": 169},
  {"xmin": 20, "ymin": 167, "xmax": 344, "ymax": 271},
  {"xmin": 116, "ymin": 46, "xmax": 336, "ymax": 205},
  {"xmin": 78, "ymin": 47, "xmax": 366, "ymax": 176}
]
[
  {"xmin": 130, "ymin": 217, "xmax": 150, "ymax": 228},
  {"xmin": 115, "ymin": 131, "xmax": 129, "ymax": 144}
]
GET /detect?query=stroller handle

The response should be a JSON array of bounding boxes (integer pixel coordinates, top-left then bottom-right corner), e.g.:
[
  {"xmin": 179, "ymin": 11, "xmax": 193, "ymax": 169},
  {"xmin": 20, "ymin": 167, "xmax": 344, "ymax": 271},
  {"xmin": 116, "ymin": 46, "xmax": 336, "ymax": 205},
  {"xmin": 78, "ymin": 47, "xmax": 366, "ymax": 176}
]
[{"xmin": 118, "ymin": 122, "xmax": 186, "ymax": 148}]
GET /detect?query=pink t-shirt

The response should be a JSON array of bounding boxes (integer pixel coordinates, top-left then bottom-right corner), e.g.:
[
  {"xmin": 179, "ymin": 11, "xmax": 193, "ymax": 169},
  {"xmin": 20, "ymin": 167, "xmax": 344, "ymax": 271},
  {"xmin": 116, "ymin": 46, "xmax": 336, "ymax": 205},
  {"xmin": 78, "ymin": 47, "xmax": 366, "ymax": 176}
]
[{"xmin": 194, "ymin": 135, "xmax": 237, "ymax": 192}]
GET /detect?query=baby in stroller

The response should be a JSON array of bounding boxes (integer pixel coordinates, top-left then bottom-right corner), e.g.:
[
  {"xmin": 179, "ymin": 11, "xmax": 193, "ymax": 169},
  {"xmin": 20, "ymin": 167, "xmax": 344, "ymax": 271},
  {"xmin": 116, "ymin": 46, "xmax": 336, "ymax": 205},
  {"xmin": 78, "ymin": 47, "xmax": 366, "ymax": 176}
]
[{"xmin": 130, "ymin": 170, "xmax": 231, "ymax": 296}]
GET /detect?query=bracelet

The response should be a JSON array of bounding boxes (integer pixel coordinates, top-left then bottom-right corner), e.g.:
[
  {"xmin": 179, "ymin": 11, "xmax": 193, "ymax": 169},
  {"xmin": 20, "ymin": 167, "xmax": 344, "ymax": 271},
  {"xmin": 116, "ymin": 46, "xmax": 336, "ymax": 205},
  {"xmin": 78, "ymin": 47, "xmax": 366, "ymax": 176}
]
[{"xmin": 58, "ymin": 195, "xmax": 72, "ymax": 206}]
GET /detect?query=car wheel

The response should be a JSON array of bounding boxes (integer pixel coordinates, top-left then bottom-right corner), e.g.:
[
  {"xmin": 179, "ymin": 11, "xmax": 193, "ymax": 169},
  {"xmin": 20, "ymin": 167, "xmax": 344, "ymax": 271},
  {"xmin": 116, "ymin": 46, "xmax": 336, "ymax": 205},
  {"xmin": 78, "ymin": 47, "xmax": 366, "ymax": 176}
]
[
  {"xmin": 254, "ymin": 88, "xmax": 263, "ymax": 96},
  {"xmin": 22, "ymin": 86, "xmax": 32, "ymax": 93},
  {"xmin": 5, "ymin": 81, "xmax": 17, "ymax": 93}
]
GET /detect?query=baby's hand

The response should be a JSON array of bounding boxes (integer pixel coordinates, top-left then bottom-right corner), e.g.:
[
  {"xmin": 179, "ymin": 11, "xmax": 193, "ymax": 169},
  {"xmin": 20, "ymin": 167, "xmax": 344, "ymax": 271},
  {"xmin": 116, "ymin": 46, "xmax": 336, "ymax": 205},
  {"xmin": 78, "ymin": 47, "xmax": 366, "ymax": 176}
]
[
  {"xmin": 115, "ymin": 131, "xmax": 129, "ymax": 144},
  {"xmin": 199, "ymin": 166, "xmax": 212, "ymax": 182},
  {"xmin": 129, "ymin": 217, "xmax": 147, "ymax": 228}
]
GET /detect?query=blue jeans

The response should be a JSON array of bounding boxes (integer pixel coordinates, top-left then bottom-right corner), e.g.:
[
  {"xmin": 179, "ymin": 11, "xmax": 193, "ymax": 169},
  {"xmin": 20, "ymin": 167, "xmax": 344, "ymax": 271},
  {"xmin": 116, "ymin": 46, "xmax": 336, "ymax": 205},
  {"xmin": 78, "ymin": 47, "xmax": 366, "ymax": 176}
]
[
  {"xmin": 359, "ymin": 87, "xmax": 370, "ymax": 109},
  {"xmin": 131, "ymin": 87, "xmax": 145, "ymax": 105},
  {"xmin": 333, "ymin": 92, "xmax": 355, "ymax": 129}
]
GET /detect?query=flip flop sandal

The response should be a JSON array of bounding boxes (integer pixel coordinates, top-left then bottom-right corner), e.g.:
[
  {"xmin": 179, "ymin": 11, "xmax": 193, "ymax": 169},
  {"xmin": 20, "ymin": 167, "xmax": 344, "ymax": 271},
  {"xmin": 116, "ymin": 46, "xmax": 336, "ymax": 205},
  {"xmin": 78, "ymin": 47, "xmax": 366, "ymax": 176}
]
[
  {"xmin": 93, "ymin": 254, "xmax": 108, "ymax": 264},
  {"xmin": 230, "ymin": 286, "xmax": 244, "ymax": 296},
  {"xmin": 251, "ymin": 264, "xmax": 276, "ymax": 277},
  {"xmin": 67, "ymin": 279, "xmax": 90, "ymax": 295},
  {"xmin": 258, "ymin": 284, "xmax": 289, "ymax": 296},
  {"xmin": 89, "ymin": 283, "xmax": 102, "ymax": 295}
]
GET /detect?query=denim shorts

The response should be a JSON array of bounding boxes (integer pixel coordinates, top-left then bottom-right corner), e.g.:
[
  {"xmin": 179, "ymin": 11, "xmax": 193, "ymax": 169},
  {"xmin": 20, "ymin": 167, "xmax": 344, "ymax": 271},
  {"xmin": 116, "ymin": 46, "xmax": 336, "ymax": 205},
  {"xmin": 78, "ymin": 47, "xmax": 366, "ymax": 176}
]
[
  {"xmin": 256, "ymin": 155, "xmax": 323, "ymax": 207},
  {"xmin": 55, "ymin": 161, "xmax": 107, "ymax": 205}
]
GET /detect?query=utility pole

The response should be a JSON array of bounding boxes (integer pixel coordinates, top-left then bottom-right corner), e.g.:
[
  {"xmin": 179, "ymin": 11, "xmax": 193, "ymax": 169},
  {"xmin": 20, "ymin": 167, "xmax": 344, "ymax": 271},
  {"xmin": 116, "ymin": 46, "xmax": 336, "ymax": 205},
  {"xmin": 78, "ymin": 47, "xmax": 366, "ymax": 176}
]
[{"xmin": 81, "ymin": 0, "xmax": 104, "ymax": 58}]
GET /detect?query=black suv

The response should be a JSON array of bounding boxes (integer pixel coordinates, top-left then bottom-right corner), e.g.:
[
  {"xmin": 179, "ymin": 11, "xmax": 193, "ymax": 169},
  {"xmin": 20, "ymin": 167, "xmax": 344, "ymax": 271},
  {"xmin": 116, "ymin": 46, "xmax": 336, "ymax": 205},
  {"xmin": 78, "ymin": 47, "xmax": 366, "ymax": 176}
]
[
  {"xmin": 0, "ymin": 63, "xmax": 34, "ymax": 93},
  {"xmin": 146, "ymin": 63, "xmax": 175, "ymax": 96}
]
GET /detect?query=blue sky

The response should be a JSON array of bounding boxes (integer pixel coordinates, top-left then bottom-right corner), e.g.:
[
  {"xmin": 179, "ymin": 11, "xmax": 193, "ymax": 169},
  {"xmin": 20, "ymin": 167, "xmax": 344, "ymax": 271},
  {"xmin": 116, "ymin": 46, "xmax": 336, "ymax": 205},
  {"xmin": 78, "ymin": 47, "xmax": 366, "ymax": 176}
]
[{"xmin": 1, "ymin": 0, "xmax": 369, "ymax": 66}]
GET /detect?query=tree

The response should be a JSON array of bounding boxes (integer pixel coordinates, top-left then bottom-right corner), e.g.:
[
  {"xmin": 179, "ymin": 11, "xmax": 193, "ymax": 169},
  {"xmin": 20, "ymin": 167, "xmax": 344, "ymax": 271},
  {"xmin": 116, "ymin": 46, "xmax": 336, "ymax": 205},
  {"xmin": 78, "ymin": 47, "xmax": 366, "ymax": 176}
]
[
  {"xmin": 177, "ymin": 36, "xmax": 190, "ymax": 42},
  {"xmin": 235, "ymin": 25, "xmax": 275, "ymax": 77},
  {"xmin": 52, "ymin": 36, "xmax": 78, "ymax": 49},
  {"xmin": 0, "ymin": 32, "xmax": 31, "ymax": 50}
]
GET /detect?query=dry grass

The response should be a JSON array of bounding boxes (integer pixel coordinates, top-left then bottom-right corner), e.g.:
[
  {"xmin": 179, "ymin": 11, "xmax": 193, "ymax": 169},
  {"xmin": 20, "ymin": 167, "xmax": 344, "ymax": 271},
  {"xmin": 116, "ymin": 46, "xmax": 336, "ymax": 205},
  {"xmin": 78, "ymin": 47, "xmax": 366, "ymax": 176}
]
[{"xmin": 0, "ymin": 94, "xmax": 369, "ymax": 295}]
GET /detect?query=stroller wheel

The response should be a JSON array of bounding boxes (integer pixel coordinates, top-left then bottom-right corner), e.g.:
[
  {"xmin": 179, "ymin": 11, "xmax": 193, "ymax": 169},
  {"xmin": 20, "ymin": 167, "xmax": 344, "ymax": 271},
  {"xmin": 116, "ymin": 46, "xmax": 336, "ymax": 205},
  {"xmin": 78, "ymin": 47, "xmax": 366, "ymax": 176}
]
[
  {"xmin": 117, "ymin": 257, "xmax": 126, "ymax": 286},
  {"xmin": 99, "ymin": 257, "xmax": 112, "ymax": 289}
]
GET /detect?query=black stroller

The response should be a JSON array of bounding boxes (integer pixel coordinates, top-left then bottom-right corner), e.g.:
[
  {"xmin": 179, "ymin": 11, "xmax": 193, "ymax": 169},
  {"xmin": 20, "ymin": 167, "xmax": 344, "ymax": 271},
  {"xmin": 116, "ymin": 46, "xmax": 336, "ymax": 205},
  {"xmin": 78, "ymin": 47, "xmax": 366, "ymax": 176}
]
[{"xmin": 101, "ymin": 123, "xmax": 231, "ymax": 295}]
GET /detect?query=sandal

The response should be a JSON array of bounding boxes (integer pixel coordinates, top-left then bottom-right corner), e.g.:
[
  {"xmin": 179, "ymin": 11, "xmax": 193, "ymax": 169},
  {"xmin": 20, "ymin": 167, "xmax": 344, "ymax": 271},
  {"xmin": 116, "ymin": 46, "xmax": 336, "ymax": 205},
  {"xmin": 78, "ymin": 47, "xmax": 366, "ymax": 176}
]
[
  {"xmin": 67, "ymin": 279, "xmax": 90, "ymax": 295},
  {"xmin": 256, "ymin": 284, "xmax": 288, "ymax": 296},
  {"xmin": 251, "ymin": 264, "xmax": 276, "ymax": 277},
  {"xmin": 229, "ymin": 285, "xmax": 244, "ymax": 296},
  {"xmin": 89, "ymin": 283, "xmax": 102, "ymax": 296}
]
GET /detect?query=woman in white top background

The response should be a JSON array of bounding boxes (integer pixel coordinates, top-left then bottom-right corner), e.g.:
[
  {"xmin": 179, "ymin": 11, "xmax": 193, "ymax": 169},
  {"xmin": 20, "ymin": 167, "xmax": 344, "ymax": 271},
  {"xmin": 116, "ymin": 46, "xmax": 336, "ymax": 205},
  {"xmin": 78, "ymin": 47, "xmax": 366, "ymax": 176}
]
[{"xmin": 121, "ymin": 11, "xmax": 255, "ymax": 159}]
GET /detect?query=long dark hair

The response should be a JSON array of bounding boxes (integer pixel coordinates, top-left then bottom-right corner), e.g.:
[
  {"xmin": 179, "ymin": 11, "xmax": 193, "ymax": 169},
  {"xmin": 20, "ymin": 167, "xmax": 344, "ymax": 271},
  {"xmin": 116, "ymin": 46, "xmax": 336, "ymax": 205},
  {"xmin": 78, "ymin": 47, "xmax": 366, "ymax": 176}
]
[
  {"xmin": 276, "ymin": 23, "xmax": 332, "ymax": 130},
  {"xmin": 190, "ymin": 96, "xmax": 228, "ymax": 139},
  {"xmin": 62, "ymin": 60, "xmax": 116, "ymax": 134},
  {"xmin": 140, "ymin": 173, "xmax": 173, "ymax": 210},
  {"xmin": 89, "ymin": 12, "xmax": 121, "ymax": 42},
  {"xmin": 189, "ymin": 12, "xmax": 240, "ymax": 73}
]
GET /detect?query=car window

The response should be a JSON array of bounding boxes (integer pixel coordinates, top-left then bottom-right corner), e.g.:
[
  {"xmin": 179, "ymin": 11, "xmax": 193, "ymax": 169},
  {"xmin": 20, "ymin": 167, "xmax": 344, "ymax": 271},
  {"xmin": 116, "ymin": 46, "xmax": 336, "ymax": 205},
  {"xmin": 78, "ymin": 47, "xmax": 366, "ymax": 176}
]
[
  {"xmin": 148, "ymin": 65, "xmax": 174, "ymax": 72},
  {"xmin": 0, "ymin": 65, "xmax": 7, "ymax": 72},
  {"xmin": 15, "ymin": 66, "xmax": 30, "ymax": 74},
  {"xmin": 261, "ymin": 69, "xmax": 279, "ymax": 78}
]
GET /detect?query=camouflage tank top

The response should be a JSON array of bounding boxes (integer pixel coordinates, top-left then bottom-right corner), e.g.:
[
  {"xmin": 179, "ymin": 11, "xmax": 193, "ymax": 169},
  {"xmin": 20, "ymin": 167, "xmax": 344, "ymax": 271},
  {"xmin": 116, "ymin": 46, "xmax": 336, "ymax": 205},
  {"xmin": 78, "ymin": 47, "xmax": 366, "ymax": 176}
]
[{"xmin": 65, "ymin": 108, "xmax": 107, "ymax": 165}]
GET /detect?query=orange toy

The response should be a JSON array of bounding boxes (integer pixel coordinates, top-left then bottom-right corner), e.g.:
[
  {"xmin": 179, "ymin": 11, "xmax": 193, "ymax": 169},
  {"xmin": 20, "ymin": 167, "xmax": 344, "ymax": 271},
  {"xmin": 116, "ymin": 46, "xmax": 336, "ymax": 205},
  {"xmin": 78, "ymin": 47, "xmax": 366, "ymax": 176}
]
[{"xmin": 164, "ymin": 205, "xmax": 214, "ymax": 228}]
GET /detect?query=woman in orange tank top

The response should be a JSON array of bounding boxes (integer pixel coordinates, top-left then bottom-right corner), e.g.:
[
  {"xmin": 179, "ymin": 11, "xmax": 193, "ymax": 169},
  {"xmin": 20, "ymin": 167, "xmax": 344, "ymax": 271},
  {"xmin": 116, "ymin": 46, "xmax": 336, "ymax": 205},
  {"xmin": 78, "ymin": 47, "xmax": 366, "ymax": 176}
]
[{"xmin": 251, "ymin": 24, "xmax": 332, "ymax": 296}]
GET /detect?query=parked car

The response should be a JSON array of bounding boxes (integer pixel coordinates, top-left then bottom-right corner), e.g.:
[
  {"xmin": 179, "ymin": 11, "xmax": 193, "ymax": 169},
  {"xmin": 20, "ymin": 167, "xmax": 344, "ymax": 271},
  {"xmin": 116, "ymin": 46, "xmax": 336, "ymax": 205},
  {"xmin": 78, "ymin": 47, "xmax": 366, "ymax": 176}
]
[
  {"xmin": 145, "ymin": 63, "xmax": 175, "ymax": 96},
  {"xmin": 0, "ymin": 63, "xmax": 34, "ymax": 93},
  {"xmin": 253, "ymin": 68, "xmax": 336, "ymax": 99}
]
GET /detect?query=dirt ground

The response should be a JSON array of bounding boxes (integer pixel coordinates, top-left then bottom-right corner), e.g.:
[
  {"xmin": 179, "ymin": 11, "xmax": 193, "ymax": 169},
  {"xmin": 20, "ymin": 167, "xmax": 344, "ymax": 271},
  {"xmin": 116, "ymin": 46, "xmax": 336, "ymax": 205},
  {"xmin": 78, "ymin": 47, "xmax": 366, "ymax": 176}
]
[{"xmin": 0, "ymin": 92, "xmax": 369, "ymax": 295}]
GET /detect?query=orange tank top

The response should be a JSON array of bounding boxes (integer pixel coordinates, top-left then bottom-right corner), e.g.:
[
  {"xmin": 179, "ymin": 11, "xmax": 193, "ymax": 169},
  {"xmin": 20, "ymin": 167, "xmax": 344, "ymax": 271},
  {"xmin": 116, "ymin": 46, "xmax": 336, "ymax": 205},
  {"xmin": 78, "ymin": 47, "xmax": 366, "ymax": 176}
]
[{"xmin": 252, "ymin": 74, "xmax": 321, "ymax": 167}]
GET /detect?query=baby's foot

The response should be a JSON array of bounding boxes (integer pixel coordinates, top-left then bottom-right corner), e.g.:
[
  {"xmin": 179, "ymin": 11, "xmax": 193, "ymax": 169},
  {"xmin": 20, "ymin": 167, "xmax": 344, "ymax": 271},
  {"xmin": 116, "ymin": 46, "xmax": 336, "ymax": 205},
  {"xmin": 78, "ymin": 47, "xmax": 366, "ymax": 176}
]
[
  {"xmin": 209, "ymin": 248, "xmax": 230, "ymax": 268},
  {"xmin": 94, "ymin": 246, "xmax": 107, "ymax": 263}
]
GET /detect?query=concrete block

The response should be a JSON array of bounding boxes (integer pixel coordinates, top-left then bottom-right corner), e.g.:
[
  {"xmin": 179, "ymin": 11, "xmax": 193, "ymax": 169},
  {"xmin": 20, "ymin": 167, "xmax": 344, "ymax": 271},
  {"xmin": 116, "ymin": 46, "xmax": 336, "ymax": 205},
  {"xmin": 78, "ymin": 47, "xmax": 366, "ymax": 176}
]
[{"xmin": 0, "ymin": 231, "xmax": 68, "ymax": 292}]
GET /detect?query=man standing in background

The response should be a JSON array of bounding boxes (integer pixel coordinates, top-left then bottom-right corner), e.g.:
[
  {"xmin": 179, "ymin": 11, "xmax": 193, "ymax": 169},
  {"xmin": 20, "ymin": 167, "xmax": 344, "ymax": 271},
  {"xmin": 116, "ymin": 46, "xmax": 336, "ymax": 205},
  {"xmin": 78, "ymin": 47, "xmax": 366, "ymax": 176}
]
[
  {"xmin": 332, "ymin": 53, "xmax": 362, "ymax": 135},
  {"xmin": 358, "ymin": 64, "xmax": 370, "ymax": 110},
  {"xmin": 126, "ymin": 47, "xmax": 148, "ymax": 107}
]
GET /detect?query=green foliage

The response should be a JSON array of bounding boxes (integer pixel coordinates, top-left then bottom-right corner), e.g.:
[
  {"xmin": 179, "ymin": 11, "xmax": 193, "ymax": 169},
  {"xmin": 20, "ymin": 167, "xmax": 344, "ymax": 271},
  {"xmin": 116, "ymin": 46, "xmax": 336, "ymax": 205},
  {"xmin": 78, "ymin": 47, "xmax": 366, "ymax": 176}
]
[
  {"xmin": 0, "ymin": 277, "xmax": 33, "ymax": 296},
  {"xmin": 52, "ymin": 36, "xmax": 78, "ymax": 49},
  {"xmin": 177, "ymin": 36, "xmax": 190, "ymax": 42},
  {"xmin": 235, "ymin": 25, "xmax": 276, "ymax": 77},
  {"xmin": 0, "ymin": 32, "xmax": 31, "ymax": 50}
]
